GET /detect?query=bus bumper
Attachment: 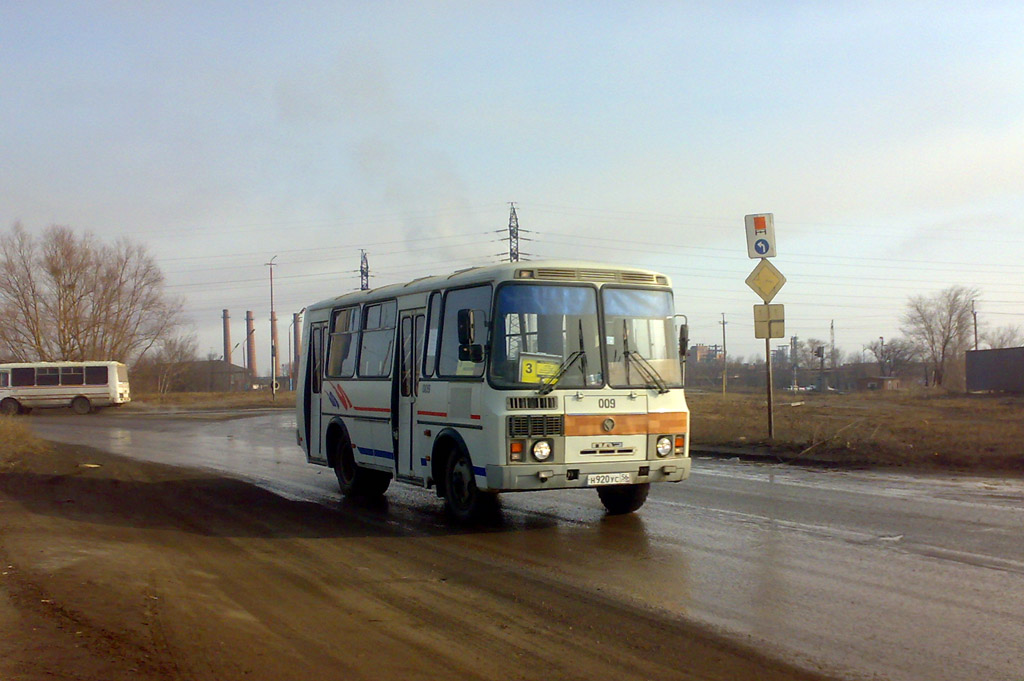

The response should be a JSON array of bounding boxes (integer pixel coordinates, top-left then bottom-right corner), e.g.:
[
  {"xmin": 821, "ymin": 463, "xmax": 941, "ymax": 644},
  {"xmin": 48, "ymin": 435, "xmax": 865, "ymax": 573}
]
[{"xmin": 484, "ymin": 457, "xmax": 690, "ymax": 492}]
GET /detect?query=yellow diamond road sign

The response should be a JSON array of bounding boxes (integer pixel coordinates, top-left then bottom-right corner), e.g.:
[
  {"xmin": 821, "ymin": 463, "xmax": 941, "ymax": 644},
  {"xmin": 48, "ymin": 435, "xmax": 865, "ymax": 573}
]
[{"xmin": 745, "ymin": 259, "xmax": 786, "ymax": 303}]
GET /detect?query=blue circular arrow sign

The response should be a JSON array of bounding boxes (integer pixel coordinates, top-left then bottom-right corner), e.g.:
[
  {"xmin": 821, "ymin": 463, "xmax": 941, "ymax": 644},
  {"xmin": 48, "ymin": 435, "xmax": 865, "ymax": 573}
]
[{"xmin": 754, "ymin": 238, "xmax": 770, "ymax": 255}]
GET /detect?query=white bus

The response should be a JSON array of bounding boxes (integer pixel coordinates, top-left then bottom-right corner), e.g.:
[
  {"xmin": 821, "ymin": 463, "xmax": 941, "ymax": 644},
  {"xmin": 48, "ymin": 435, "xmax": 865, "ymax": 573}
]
[
  {"xmin": 296, "ymin": 261, "xmax": 690, "ymax": 521},
  {"xmin": 0, "ymin": 361, "xmax": 131, "ymax": 415}
]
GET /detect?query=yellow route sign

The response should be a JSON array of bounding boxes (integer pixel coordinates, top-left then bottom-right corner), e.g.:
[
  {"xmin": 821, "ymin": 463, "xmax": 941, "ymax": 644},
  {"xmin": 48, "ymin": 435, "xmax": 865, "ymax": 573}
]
[{"xmin": 745, "ymin": 258, "xmax": 786, "ymax": 303}]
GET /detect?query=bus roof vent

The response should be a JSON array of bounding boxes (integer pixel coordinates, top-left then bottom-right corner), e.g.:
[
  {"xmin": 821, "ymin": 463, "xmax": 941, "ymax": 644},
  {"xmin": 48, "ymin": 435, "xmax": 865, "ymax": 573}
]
[
  {"xmin": 532, "ymin": 267, "xmax": 659, "ymax": 283},
  {"xmin": 620, "ymin": 271, "xmax": 660, "ymax": 285},
  {"xmin": 577, "ymin": 268, "xmax": 620, "ymax": 282},
  {"xmin": 533, "ymin": 267, "xmax": 579, "ymax": 281}
]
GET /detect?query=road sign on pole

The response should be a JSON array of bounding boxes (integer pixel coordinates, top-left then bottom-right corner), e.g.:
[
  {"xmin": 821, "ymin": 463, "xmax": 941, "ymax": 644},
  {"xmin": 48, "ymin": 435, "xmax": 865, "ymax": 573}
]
[
  {"xmin": 745, "ymin": 213, "xmax": 776, "ymax": 259},
  {"xmin": 744, "ymin": 214, "xmax": 781, "ymax": 441},
  {"xmin": 745, "ymin": 258, "xmax": 786, "ymax": 303},
  {"xmin": 754, "ymin": 304, "xmax": 785, "ymax": 339}
]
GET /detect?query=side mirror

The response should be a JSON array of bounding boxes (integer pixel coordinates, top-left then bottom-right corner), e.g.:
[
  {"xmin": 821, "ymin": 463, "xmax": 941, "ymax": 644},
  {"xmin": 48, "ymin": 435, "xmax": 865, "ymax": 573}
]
[
  {"xmin": 678, "ymin": 323, "xmax": 689, "ymax": 357},
  {"xmin": 458, "ymin": 344, "xmax": 484, "ymax": 363},
  {"xmin": 457, "ymin": 309, "xmax": 476, "ymax": 345},
  {"xmin": 457, "ymin": 309, "xmax": 484, "ymax": 363}
]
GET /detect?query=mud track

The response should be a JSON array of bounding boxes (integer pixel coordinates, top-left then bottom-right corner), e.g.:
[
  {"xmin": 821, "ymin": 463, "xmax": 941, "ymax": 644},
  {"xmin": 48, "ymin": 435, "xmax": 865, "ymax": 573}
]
[{"xmin": 0, "ymin": 443, "xmax": 836, "ymax": 681}]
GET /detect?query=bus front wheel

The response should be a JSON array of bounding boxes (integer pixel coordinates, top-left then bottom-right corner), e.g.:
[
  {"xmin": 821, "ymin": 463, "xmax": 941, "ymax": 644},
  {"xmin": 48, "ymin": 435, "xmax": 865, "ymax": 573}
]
[
  {"xmin": 333, "ymin": 436, "xmax": 391, "ymax": 498},
  {"xmin": 443, "ymin": 448, "xmax": 497, "ymax": 522},
  {"xmin": 71, "ymin": 396, "xmax": 92, "ymax": 415},
  {"xmin": 1, "ymin": 398, "xmax": 20, "ymax": 416},
  {"xmin": 597, "ymin": 483, "xmax": 650, "ymax": 515}
]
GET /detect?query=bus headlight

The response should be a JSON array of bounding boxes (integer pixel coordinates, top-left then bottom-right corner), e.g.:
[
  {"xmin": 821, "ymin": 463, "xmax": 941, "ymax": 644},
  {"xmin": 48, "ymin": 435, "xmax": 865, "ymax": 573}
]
[
  {"xmin": 656, "ymin": 436, "xmax": 673, "ymax": 457},
  {"xmin": 532, "ymin": 439, "xmax": 552, "ymax": 462}
]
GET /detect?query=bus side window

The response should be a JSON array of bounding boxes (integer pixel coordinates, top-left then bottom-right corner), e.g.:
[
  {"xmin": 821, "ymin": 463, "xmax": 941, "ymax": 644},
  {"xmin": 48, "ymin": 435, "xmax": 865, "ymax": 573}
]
[
  {"xmin": 359, "ymin": 300, "xmax": 397, "ymax": 378},
  {"xmin": 438, "ymin": 285, "xmax": 490, "ymax": 379},
  {"xmin": 36, "ymin": 367, "xmax": 59, "ymax": 386},
  {"xmin": 61, "ymin": 366, "xmax": 84, "ymax": 386},
  {"xmin": 85, "ymin": 366, "xmax": 107, "ymax": 385},
  {"xmin": 423, "ymin": 292, "xmax": 440, "ymax": 377},
  {"xmin": 326, "ymin": 306, "xmax": 359, "ymax": 378},
  {"xmin": 11, "ymin": 368, "xmax": 34, "ymax": 386},
  {"xmin": 0, "ymin": 372, "xmax": 8, "ymax": 388}
]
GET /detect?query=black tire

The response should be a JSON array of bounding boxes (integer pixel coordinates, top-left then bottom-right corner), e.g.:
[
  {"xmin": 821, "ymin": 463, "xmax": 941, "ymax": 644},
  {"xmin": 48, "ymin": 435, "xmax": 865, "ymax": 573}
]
[
  {"xmin": 332, "ymin": 435, "xmax": 391, "ymax": 498},
  {"xmin": 443, "ymin": 448, "xmax": 497, "ymax": 523},
  {"xmin": 0, "ymin": 398, "xmax": 20, "ymax": 416},
  {"xmin": 597, "ymin": 483, "xmax": 650, "ymax": 515},
  {"xmin": 71, "ymin": 396, "xmax": 92, "ymax": 415}
]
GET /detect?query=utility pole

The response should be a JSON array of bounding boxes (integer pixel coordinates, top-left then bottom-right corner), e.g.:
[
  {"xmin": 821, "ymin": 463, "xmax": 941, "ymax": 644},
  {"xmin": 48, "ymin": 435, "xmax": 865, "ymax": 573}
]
[
  {"xmin": 360, "ymin": 249, "xmax": 370, "ymax": 291},
  {"xmin": 720, "ymin": 313, "xmax": 728, "ymax": 395},
  {"xmin": 497, "ymin": 202, "xmax": 532, "ymax": 261},
  {"xmin": 266, "ymin": 255, "xmax": 279, "ymax": 401},
  {"xmin": 790, "ymin": 335, "xmax": 798, "ymax": 390},
  {"xmin": 972, "ymin": 300, "xmax": 978, "ymax": 350},
  {"xmin": 507, "ymin": 203, "xmax": 520, "ymax": 262},
  {"xmin": 830, "ymin": 319, "xmax": 836, "ymax": 372}
]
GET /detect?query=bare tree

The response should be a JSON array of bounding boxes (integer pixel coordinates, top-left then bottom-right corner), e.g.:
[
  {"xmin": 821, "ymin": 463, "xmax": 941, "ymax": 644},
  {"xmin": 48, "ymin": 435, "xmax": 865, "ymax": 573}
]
[
  {"xmin": 152, "ymin": 334, "xmax": 199, "ymax": 394},
  {"xmin": 981, "ymin": 324, "xmax": 1024, "ymax": 350},
  {"xmin": 901, "ymin": 285, "xmax": 978, "ymax": 387},
  {"xmin": 864, "ymin": 337, "xmax": 918, "ymax": 377},
  {"xmin": 0, "ymin": 223, "xmax": 185, "ymax": 363},
  {"xmin": 794, "ymin": 338, "xmax": 826, "ymax": 369}
]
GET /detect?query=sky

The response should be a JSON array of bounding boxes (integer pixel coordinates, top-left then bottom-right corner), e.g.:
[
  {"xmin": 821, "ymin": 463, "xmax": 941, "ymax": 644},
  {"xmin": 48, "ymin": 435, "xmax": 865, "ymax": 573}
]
[{"xmin": 2, "ymin": 1, "xmax": 1023, "ymax": 370}]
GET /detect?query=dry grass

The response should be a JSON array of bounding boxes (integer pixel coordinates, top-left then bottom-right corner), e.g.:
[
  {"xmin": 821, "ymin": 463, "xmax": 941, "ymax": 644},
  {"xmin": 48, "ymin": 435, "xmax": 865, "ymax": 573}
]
[
  {"xmin": 127, "ymin": 391, "xmax": 296, "ymax": 410},
  {"xmin": 688, "ymin": 389, "xmax": 1024, "ymax": 472},
  {"xmin": 0, "ymin": 416, "xmax": 51, "ymax": 466}
]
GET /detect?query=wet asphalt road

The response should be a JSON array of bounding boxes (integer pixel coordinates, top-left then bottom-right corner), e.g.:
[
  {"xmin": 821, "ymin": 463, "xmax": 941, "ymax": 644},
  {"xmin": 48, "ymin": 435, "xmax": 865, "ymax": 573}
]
[{"xmin": 27, "ymin": 410, "xmax": 1024, "ymax": 681}]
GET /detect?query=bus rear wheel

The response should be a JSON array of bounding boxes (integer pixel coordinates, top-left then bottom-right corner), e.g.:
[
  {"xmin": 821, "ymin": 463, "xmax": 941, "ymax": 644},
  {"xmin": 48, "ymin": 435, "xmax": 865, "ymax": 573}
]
[
  {"xmin": 333, "ymin": 436, "xmax": 391, "ymax": 498},
  {"xmin": 71, "ymin": 396, "xmax": 92, "ymax": 415},
  {"xmin": 597, "ymin": 483, "xmax": 650, "ymax": 515},
  {"xmin": 1, "ymin": 398, "xmax": 21, "ymax": 416}
]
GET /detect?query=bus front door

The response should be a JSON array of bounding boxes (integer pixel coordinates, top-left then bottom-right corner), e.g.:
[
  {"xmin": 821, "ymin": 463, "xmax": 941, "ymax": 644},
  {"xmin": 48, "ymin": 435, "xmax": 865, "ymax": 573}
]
[{"xmin": 304, "ymin": 322, "xmax": 328, "ymax": 464}]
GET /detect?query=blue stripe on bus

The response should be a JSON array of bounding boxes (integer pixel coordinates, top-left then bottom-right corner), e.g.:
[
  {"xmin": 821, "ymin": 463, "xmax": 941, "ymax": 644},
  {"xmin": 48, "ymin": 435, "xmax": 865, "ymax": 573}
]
[
  {"xmin": 418, "ymin": 459, "xmax": 484, "ymax": 478},
  {"xmin": 356, "ymin": 447, "xmax": 395, "ymax": 461}
]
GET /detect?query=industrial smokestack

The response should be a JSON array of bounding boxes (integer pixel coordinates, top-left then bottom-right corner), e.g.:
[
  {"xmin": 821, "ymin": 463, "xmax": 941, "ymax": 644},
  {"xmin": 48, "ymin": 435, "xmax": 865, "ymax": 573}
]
[
  {"xmin": 246, "ymin": 311, "xmax": 257, "ymax": 378},
  {"xmin": 222, "ymin": 309, "xmax": 231, "ymax": 364}
]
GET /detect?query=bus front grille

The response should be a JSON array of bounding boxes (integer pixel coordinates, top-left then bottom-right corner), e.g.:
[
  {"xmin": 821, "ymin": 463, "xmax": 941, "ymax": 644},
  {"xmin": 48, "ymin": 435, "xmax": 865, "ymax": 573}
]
[
  {"xmin": 507, "ymin": 415, "xmax": 564, "ymax": 437},
  {"xmin": 507, "ymin": 396, "xmax": 558, "ymax": 410}
]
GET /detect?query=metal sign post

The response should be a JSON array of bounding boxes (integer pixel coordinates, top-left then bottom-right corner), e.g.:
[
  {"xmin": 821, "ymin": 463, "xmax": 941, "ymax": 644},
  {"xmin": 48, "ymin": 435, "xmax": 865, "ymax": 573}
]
[
  {"xmin": 754, "ymin": 303, "xmax": 785, "ymax": 440},
  {"xmin": 745, "ymin": 214, "xmax": 784, "ymax": 441}
]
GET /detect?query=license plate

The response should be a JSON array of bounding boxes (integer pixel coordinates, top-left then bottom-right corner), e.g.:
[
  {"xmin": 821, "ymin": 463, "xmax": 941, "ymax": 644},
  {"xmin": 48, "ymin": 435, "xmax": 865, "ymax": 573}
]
[{"xmin": 587, "ymin": 472, "xmax": 632, "ymax": 486}]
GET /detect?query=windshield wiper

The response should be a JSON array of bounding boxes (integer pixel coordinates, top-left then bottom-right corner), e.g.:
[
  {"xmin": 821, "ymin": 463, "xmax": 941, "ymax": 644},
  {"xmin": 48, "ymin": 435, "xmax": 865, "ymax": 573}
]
[
  {"xmin": 538, "ymin": 320, "xmax": 590, "ymax": 395},
  {"xmin": 622, "ymin": 319, "xmax": 669, "ymax": 394},
  {"xmin": 538, "ymin": 351, "xmax": 584, "ymax": 395}
]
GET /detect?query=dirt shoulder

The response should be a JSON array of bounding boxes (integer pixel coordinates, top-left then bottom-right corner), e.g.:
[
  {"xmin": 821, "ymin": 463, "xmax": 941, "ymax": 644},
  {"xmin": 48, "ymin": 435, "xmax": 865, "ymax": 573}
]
[{"xmin": 1, "ymin": 442, "xmax": 838, "ymax": 681}]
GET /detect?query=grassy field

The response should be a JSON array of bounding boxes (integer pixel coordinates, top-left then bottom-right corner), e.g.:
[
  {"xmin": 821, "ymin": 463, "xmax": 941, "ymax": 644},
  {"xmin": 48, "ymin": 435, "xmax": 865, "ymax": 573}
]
[
  {"xmin": 688, "ymin": 389, "xmax": 1024, "ymax": 472},
  {"xmin": 0, "ymin": 417, "xmax": 51, "ymax": 464},
  {"xmin": 125, "ymin": 390, "xmax": 297, "ymax": 410}
]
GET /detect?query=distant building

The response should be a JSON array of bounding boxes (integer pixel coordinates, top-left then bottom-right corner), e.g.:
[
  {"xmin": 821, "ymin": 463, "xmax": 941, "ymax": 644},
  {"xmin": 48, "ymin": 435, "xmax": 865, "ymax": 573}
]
[{"xmin": 856, "ymin": 376, "xmax": 901, "ymax": 391}]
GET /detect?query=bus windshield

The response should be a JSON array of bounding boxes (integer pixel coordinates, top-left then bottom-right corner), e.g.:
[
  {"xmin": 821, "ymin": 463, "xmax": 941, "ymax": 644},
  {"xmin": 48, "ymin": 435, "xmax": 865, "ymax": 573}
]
[
  {"xmin": 603, "ymin": 288, "xmax": 683, "ymax": 389},
  {"xmin": 489, "ymin": 284, "xmax": 602, "ymax": 390}
]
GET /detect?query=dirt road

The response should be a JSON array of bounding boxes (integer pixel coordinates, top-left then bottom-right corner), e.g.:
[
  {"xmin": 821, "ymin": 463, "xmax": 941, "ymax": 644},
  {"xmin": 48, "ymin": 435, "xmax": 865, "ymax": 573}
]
[{"xmin": 0, "ymin": 442, "xmax": 832, "ymax": 681}]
